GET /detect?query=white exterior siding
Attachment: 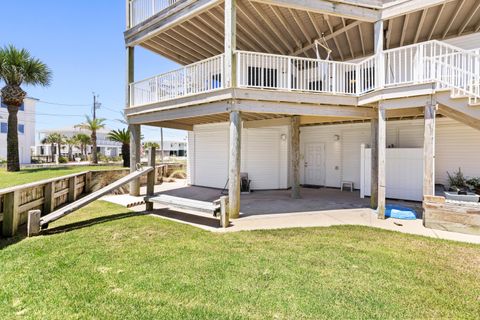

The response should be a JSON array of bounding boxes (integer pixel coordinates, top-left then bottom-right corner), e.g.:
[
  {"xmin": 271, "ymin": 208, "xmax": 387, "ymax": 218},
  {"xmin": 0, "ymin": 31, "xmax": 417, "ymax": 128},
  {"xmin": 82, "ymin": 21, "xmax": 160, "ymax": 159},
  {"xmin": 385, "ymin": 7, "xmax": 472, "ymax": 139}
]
[
  {"xmin": 190, "ymin": 123, "xmax": 289, "ymax": 190},
  {"xmin": 0, "ymin": 98, "xmax": 36, "ymax": 164},
  {"xmin": 301, "ymin": 118, "xmax": 480, "ymax": 191}
]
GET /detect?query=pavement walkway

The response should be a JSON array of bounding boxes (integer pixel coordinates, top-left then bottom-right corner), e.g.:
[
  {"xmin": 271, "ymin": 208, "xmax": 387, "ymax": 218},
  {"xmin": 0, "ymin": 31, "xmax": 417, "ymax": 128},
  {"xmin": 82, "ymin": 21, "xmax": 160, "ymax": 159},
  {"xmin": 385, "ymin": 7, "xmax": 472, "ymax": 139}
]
[{"xmin": 101, "ymin": 180, "xmax": 480, "ymax": 244}]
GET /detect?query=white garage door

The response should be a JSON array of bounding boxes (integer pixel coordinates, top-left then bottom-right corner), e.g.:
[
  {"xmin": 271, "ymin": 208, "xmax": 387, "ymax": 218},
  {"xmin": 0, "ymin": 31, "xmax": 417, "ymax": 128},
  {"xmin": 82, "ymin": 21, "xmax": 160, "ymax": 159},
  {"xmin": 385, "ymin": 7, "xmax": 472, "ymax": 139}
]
[
  {"xmin": 194, "ymin": 125, "xmax": 228, "ymax": 188},
  {"xmin": 243, "ymin": 127, "xmax": 285, "ymax": 190}
]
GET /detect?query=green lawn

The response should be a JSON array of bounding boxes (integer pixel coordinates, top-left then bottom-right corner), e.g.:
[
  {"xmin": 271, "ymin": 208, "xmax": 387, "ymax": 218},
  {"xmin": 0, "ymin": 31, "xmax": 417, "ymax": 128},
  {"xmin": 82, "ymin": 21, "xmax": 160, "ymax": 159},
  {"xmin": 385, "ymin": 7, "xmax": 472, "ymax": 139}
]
[
  {"xmin": 0, "ymin": 201, "xmax": 479, "ymax": 319},
  {"xmin": 0, "ymin": 165, "xmax": 123, "ymax": 189}
]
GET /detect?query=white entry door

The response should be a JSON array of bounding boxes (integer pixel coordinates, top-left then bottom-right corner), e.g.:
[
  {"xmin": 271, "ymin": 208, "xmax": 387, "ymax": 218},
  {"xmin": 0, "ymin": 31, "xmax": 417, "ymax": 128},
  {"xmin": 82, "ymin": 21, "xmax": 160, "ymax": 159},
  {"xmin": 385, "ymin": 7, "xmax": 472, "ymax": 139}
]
[{"xmin": 304, "ymin": 143, "xmax": 325, "ymax": 186}]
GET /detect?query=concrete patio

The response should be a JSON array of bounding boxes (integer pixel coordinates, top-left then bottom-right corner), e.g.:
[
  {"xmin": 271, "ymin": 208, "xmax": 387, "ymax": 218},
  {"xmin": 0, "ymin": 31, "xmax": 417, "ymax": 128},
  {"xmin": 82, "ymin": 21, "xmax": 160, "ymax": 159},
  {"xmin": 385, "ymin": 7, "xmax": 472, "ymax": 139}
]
[{"xmin": 101, "ymin": 180, "xmax": 480, "ymax": 244}]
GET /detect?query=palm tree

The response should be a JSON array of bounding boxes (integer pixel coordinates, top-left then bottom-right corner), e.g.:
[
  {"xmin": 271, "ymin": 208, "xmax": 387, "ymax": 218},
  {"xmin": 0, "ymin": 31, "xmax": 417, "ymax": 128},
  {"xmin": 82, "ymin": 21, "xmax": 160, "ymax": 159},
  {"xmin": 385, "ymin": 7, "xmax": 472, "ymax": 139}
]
[
  {"xmin": 76, "ymin": 116, "xmax": 106, "ymax": 164},
  {"xmin": 65, "ymin": 136, "xmax": 79, "ymax": 161},
  {"xmin": 107, "ymin": 128, "xmax": 130, "ymax": 167},
  {"xmin": 41, "ymin": 132, "xmax": 64, "ymax": 162},
  {"xmin": 72, "ymin": 133, "xmax": 91, "ymax": 159},
  {"xmin": 0, "ymin": 45, "xmax": 52, "ymax": 171}
]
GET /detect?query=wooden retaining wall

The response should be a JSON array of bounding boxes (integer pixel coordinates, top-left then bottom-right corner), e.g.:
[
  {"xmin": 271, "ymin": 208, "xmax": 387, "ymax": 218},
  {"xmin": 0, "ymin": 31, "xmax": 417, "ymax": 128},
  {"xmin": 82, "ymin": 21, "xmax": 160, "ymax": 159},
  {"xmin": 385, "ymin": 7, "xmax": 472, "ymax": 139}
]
[
  {"xmin": 0, "ymin": 164, "xmax": 181, "ymax": 237},
  {"xmin": 423, "ymin": 196, "xmax": 480, "ymax": 235}
]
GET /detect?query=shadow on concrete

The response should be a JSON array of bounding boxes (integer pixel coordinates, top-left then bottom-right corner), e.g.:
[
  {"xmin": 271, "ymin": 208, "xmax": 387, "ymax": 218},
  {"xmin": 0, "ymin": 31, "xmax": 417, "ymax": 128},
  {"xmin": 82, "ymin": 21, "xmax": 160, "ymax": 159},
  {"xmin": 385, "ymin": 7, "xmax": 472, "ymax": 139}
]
[{"xmin": 158, "ymin": 186, "xmax": 421, "ymax": 217}]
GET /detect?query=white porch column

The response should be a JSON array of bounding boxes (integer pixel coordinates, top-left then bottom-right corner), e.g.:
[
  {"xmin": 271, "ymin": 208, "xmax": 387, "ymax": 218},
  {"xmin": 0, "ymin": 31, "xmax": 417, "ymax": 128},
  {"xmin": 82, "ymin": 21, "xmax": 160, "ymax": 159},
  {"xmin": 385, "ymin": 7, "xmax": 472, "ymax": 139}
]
[
  {"xmin": 423, "ymin": 101, "xmax": 437, "ymax": 197},
  {"xmin": 377, "ymin": 105, "xmax": 386, "ymax": 219},
  {"xmin": 374, "ymin": 20, "xmax": 385, "ymax": 88},
  {"xmin": 129, "ymin": 124, "xmax": 141, "ymax": 196},
  {"xmin": 291, "ymin": 116, "xmax": 301, "ymax": 199},
  {"xmin": 224, "ymin": 0, "xmax": 237, "ymax": 88},
  {"xmin": 228, "ymin": 110, "xmax": 241, "ymax": 219}
]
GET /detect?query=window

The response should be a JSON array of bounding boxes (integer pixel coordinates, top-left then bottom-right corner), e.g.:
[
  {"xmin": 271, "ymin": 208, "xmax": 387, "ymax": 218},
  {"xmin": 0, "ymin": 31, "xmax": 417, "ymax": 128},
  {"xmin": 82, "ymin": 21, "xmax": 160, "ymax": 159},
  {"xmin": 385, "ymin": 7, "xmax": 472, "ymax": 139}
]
[
  {"xmin": 247, "ymin": 67, "xmax": 278, "ymax": 88},
  {"xmin": 212, "ymin": 73, "xmax": 222, "ymax": 89},
  {"xmin": 18, "ymin": 124, "xmax": 25, "ymax": 134},
  {"xmin": 0, "ymin": 122, "xmax": 7, "ymax": 133}
]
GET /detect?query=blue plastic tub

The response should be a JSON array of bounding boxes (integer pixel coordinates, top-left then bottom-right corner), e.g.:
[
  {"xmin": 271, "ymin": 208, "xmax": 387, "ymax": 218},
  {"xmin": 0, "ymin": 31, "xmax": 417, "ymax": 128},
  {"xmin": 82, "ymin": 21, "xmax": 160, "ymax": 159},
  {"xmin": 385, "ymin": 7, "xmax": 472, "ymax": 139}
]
[{"xmin": 382, "ymin": 205, "xmax": 417, "ymax": 220}]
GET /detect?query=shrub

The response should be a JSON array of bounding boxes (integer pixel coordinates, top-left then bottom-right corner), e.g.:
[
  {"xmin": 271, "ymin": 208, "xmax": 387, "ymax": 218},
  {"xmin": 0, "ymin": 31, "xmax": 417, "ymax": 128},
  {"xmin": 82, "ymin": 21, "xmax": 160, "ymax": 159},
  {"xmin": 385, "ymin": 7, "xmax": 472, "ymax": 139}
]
[{"xmin": 58, "ymin": 156, "xmax": 68, "ymax": 164}]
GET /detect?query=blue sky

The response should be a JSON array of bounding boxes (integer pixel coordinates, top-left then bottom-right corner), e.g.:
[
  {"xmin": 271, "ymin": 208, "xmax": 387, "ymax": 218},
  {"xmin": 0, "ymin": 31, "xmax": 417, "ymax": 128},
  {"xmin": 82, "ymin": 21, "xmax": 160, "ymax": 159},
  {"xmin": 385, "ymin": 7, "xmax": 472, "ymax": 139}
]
[{"xmin": 1, "ymin": 0, "xmax": 186, "ymax": 142}]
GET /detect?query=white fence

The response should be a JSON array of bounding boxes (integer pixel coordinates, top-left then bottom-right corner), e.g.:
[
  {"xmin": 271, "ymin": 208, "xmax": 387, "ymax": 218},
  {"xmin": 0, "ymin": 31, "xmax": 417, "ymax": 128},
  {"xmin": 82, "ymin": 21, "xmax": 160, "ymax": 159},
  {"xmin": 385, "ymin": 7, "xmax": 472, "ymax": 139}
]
[
  {"xmin": 130, "ymin": 0, "xmax": 180, "ymax": 27},
  {"xmin": 130, "ymin": 54, "xmax": 224, "ymax": 107},
  {"xmin": 130, "ymin": 40, "xmax": 480, "ymax": 107},
  {"xmin": 360, "ymin": 145, "xmax": 424, "ymax": 201}
]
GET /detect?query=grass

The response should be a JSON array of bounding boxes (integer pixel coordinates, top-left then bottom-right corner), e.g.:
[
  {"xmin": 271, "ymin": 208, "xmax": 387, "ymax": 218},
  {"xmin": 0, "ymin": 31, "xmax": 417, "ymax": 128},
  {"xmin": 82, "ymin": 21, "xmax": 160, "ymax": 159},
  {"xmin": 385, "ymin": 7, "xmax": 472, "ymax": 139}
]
[
  {"xmin": 0, "ymin": 165, "xmax": 123, "ymax": 189},
  {"xmin": 0, "ymin": 201, "xmax": 479, "ymax": 319}
]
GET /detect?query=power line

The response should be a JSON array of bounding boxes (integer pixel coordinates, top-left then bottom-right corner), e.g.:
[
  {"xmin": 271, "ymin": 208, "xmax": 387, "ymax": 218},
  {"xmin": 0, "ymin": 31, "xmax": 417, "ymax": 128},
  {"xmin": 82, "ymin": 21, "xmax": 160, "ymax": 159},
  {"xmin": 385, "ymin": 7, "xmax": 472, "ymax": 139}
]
[{"xmin": 37, "ymin": 100, "xmax": 90, "ymax": 107}]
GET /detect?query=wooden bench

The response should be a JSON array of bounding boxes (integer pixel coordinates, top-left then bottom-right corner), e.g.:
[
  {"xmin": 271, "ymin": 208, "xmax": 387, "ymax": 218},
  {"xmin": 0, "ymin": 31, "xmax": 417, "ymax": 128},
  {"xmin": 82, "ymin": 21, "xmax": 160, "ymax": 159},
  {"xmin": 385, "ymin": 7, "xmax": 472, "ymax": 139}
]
[{"xmin": 144, "ymin": 194, "xmax": 229, "ymax": 228}]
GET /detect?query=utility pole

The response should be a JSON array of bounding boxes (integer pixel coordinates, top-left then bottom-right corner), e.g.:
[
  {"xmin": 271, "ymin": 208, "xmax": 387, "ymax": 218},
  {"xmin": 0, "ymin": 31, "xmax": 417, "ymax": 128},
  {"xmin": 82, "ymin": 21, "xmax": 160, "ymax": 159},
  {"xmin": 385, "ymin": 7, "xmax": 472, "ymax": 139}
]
[{"xmin": 92, "ymin": 92, "xmax": 101, "ymax": 119}]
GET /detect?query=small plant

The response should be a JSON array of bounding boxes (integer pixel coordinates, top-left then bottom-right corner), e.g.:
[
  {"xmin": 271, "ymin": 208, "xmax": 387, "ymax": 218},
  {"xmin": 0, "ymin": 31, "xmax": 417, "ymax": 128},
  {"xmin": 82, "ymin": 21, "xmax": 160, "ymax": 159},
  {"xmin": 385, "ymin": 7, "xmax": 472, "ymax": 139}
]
[
  {"xmin": 58, "ymin": 156, "xmax": 68, "ymax": 164},
  {"xmin": 447, "ymin": 167, "xmax": 468, "ymax": 191},
  {"xmin": 467, "ymin": 177, "xmax": 480, "ymax": 193}
]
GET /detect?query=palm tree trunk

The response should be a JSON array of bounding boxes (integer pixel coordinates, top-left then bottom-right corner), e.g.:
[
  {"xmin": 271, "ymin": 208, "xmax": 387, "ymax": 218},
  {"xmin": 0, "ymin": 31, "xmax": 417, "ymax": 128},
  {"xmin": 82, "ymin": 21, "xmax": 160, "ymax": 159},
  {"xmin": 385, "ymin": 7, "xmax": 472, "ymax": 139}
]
[
  {"xmin": 92, "ymin": 130, "xmax": 98, "ymax": 164},
  {"xmin": 122, "ymin": 143, "xmax": 130, "ymax": 168},
  {"xmin": 6, "ymin": 105, "xmax": 20, "ymax": 171}
]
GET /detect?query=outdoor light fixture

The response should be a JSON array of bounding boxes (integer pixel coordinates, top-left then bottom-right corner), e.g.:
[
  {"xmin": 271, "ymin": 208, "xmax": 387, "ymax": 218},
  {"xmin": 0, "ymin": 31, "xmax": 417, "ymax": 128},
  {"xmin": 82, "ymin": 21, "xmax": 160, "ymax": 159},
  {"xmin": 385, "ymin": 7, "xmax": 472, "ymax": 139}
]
[
  {"xmin": 281, "ymin": 134, "xmax": 287, "ymax": 141},
  {"xmin": 333, "ymin": 134, "xmax": 340, "ymax": 141}
]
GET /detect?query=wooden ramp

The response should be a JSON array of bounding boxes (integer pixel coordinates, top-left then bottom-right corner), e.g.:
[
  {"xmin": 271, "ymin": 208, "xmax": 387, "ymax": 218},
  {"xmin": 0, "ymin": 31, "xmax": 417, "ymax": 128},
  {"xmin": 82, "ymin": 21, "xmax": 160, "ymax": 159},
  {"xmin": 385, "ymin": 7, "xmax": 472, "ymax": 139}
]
[{"xmin": 27, "ymin": 167, "xmax": 154, "ymax": 236}]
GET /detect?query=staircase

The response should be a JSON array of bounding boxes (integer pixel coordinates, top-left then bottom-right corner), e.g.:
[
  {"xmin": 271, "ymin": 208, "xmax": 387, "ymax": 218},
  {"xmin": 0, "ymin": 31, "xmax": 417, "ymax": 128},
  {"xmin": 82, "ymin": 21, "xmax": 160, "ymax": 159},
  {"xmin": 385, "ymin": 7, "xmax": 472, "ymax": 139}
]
[{"xmin": 429, "ymin": 42, "xmax": 480, "ymax": 130}]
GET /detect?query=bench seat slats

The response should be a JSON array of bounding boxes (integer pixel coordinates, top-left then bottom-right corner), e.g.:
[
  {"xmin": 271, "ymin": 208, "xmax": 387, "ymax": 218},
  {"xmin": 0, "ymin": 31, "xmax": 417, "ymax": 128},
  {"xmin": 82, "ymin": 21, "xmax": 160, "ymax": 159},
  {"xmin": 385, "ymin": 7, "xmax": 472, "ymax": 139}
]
[{"xmin": 145, "ymin": 195, "xmax": 220, "ymax": 215}]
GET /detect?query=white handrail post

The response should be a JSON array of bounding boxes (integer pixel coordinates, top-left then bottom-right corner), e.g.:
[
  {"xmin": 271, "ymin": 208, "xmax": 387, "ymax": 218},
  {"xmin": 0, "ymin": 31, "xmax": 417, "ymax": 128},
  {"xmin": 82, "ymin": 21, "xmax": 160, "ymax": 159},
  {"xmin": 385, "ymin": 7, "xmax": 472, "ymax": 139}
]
[
  {"xmin": 287, "ymin": 57, "xmax": 292, "ymax": 90},
  {"xmin": 332, "ymin": 63, "xmax": 336, "ymax": 94},
  {"xmin": 152, "ymin": 0, "xmax": 155, "ymax": 15}
]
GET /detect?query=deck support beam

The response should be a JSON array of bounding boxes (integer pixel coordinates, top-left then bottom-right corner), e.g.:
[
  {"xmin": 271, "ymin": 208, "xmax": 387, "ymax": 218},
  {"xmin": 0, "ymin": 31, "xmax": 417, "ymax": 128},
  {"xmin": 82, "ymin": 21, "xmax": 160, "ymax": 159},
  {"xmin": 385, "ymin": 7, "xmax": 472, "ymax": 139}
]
[
  {"xmin": 377, "ymin": 105, "xmax": 386, "ymax": 219},
  {"xmin": 228, "ymin": 110, "xmax": 241, "ymax": 219},
  {"xmin": 423, "ymin": 101, "xmax": 437, "ymax": 198},
  {"xmin": 291, "ymin": 116, "xmax": 301, "ymax": 199},
  {"xmin": 224, "ymin": 0, "xmax": 236, "ymax": 88},
  {"xmin": 129, "ymin": 124, "xmax": 141, "ymax": 196},
  {"xmin": 146, "ymin": 147, "xmax": 156, "ymax": 211},
  {"xmin": 370, "ymin": 116, "xmax": 378, "ymax": 209}
]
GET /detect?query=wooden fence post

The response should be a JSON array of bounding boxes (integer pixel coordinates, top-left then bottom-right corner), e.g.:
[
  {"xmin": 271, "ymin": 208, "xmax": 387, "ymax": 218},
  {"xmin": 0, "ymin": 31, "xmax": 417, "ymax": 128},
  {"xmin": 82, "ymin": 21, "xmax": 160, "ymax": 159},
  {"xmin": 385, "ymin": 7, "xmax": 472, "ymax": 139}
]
[
  {"xmin": 220, "ymin": 196, "xmax": 229, "ymax": 228},
  {"xmin": 68, "ymin": 176, "xmax": 78, "ymax": 203},
  {"xmin": 146, "ymin": 147, "xmax": 156, "ymax": 211},
  {"xmin": 84, "ymin": 172, "xmax": 92, "ymax": 194},
  {"xmin": 2, "ymin": 191, "xmax": 20, "ymax": 237},
  {"xmin": 27, "ymin": 209, "xmax": 41, "ymax": 237},
  {"xmin": 43, "ymin": 182, "xmax": 55, "ymax": 214}
]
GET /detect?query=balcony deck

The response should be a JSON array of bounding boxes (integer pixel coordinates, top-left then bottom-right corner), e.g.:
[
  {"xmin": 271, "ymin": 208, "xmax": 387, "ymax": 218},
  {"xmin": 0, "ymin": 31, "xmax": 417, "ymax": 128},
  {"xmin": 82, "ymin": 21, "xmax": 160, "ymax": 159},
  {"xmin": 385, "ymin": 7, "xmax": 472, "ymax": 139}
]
[{"xmin": 129, "ymin": 40, "xmax": 480, "ymax": 110}]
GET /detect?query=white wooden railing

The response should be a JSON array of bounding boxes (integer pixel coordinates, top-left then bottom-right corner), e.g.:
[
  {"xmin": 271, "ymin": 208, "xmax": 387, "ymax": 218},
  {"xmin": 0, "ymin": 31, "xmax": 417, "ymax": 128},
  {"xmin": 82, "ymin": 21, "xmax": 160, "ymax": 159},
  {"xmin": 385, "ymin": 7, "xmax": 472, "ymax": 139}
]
[
  {"xmin": 130, "ymin": 40, "xmax": 480, "ymax": 107},
  {"xmin": 130, "ymin": 0, "xmax": 180, "ymax": 27},
  {"xmin": 130, "ymin": 54, "xmax": 224, "ymax": 107}
]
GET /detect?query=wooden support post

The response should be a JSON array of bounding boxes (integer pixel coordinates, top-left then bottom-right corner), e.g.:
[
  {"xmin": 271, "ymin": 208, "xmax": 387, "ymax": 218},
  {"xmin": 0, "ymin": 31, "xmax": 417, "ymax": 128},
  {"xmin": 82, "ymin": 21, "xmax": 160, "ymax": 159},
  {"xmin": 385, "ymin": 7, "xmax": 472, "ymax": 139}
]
[
  {"xmin": 423, "ymin": 101, "xmax": 437, "ymax": 198},
  {"xmin": 224, "ymin": 0, "xmax": 237, "ymax": 88},
  {"xmin": 228, "ymin": 110, "xmax": 241, "ymax": 219},
  {"xmin": 370, "ymin": 117, "xmax": 378, "ymax": 209},
  {"xmin": 84, "ymin": 171, "xmax": 92, "ymax": 194},
  {"xmin": 220, "ymin": 196, "xmax": 229, "ymax": 228},
  {"xmin": 291, "ymin": 116, "xmax": 301, "ymax": 199},
  {"xmin": 2, "ymin": 191, "xmax": 20, "ymax": 237},
  {"xmin": 126, "ymin": 46, "xmax": 135, "ymax": 108},
  {"xmin": 377, "ymin": 105, "xmax": 386, "ymax": 219},
  {"xmin": 68, "ymin": 176, "xmax": 78, "ymax": 203},
  {"xmin": 129, "ymin": 124, "xmax": 141, "ymax": 196},
  {"xmin": 374, "ymin": 19, "xmax": 385, "ymax": 88},
  {"xmin": 43, "ymin": 181, "xmax": 55, "ymax": 214},
  {"xmin": 146, "ymin": 147, "xmax": 156, "ymax": 211},
  {"xmin": 27, "ymin": 210, "xmax": 41, "ymax": 237}
]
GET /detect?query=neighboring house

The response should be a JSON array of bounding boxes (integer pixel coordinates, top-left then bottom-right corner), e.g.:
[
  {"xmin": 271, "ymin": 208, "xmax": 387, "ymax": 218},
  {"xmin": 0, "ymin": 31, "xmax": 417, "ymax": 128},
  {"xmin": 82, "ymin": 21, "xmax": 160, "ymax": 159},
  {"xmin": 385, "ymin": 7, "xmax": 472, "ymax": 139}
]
[
  {"xmin": 143, "ymin": 140, "xmax": 187, "ymax": 158},
  {"xmin": 0, "ymin": 98, "xmax": 37, "ymax": 164},
  {"xmin": 124, "ymin": 0, "xmax": 480, "ymax": 218},
  {"xmin": 34, "ymin": 126, "xmax": 122, "ymax": 158}
]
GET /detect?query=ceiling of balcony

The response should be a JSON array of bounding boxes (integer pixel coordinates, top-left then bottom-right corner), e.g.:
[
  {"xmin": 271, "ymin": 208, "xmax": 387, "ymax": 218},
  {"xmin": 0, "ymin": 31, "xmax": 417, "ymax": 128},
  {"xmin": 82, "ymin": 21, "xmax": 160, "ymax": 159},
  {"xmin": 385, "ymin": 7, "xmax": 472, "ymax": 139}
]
[{"xmin": 138, "ymin": 0, "xmax": 480, "ymax": 65}]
